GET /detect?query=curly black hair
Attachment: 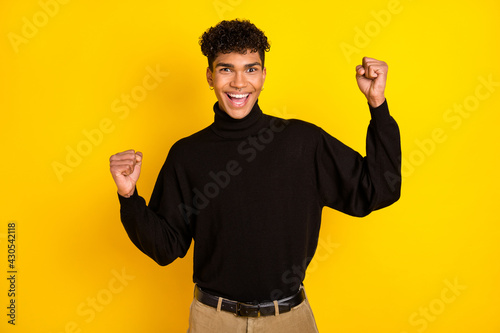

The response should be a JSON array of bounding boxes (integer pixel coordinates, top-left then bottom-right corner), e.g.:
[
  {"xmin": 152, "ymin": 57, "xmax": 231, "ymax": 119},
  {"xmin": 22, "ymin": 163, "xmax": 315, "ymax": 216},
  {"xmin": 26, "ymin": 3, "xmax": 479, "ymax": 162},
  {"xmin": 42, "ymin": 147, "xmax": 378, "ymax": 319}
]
[{"xmin": 199, "ymin": 19, "xmax": 270, "ymax": 71}]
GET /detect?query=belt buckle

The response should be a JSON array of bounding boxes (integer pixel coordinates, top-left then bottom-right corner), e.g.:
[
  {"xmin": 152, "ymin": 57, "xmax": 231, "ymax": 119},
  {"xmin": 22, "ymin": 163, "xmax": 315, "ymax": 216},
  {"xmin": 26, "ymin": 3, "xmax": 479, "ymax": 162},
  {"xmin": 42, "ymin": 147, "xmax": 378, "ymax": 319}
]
[{"xmin": 236, "ymin": 303, "xmax": 261, "ymax": 317}]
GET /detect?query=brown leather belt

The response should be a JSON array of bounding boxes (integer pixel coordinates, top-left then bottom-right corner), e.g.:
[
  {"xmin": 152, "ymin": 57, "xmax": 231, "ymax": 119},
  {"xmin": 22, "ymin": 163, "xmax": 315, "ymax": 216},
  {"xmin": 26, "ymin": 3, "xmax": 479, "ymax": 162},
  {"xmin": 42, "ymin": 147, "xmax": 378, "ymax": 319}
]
[{"xmin": 194, "ymin": 285, "xmax": 306, "ymax": 317}]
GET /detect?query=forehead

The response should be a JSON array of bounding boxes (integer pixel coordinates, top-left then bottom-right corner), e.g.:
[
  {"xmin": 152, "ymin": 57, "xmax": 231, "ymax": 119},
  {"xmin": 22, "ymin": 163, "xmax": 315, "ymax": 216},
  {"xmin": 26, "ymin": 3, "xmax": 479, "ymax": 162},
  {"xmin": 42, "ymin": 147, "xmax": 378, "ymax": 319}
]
[{"xmin": 213, "ymin": 50, "xmax": 262, "ymax": 66}]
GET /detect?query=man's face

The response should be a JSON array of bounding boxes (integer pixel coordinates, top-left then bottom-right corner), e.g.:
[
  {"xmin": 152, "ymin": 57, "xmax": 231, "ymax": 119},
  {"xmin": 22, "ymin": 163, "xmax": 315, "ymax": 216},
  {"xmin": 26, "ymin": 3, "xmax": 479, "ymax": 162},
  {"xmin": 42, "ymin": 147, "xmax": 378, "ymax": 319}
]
[{"xmin": 206, "ymin": 50, "xmax": 266, "ymax": 119}]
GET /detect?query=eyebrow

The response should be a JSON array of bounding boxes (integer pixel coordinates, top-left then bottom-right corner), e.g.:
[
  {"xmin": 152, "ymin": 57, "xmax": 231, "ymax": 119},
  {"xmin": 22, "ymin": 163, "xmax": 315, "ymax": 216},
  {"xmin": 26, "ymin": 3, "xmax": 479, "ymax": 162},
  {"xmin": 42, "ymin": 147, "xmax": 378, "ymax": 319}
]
[{"xmin": 215, "ymin": 62, "xmax": 262, "ymax": 69}]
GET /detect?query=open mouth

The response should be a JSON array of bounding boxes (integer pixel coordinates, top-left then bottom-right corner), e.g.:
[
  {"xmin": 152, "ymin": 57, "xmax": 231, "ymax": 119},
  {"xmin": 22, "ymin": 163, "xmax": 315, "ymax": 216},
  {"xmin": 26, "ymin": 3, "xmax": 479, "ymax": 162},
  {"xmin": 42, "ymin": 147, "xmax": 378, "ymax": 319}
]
[{"xmin": 226, "ymin": 92, "xmax": 250, "ymax": 108}]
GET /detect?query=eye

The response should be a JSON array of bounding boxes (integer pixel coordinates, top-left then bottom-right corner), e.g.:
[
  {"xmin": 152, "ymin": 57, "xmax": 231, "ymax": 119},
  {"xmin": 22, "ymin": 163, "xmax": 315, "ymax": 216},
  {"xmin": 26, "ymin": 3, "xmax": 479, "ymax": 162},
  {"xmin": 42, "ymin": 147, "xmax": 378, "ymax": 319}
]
[
  {"xmin": 247, "ymin": 68, "xmax": 257, "ymax": 73},
  {"xmin": 220, "ymin": 68, "xmax": 231, "ymax": 73}
]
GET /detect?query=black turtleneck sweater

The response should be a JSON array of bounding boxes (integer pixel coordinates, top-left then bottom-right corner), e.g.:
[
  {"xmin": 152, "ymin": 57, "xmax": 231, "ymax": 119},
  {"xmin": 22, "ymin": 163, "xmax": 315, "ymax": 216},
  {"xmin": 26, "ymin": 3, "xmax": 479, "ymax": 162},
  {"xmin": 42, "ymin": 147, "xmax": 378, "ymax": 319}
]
[{"xmin": 118, "ymin": 100, "xmax": 401, "ymax": 303}]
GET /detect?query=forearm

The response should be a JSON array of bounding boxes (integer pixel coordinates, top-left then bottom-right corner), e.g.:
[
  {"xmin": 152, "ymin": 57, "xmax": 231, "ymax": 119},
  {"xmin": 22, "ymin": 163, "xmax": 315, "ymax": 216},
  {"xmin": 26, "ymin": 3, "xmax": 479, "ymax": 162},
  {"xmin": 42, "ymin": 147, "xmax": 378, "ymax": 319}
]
[
  {"xmin": 118, "ymin": 188, "xmax": 191, "ymax": 266},
  {"xmin": 365, "ymin": 99, "xmax": 401, "ymax": 209}
]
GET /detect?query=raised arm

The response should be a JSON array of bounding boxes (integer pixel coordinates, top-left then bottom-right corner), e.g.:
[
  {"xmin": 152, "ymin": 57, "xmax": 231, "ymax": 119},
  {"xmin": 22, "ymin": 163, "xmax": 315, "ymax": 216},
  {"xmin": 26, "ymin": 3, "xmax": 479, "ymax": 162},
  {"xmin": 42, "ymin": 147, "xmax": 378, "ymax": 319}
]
[
  {"xmin": 316, "ymin": 57, "xmax": 401, "ymax": 216},
  {"xmin": 110, "ymin": 149, "xmax": 192, "ymax": 266}
]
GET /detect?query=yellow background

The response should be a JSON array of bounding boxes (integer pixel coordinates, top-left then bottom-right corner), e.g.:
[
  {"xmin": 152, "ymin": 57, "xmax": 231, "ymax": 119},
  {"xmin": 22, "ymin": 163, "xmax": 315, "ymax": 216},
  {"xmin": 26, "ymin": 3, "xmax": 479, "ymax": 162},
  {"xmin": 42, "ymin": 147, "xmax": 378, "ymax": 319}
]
[{"xmin": 2, "ymin": 0, "xmax": 499, "ymax": 332}]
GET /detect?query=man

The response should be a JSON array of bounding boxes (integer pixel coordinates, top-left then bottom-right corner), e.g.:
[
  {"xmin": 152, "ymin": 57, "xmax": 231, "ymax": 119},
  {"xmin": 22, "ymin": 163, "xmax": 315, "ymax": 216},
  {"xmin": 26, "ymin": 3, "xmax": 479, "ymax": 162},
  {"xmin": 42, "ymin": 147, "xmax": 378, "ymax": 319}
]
[{"xmin": 109, "ymin": 19, "xmax": 401, "ymax": 332}]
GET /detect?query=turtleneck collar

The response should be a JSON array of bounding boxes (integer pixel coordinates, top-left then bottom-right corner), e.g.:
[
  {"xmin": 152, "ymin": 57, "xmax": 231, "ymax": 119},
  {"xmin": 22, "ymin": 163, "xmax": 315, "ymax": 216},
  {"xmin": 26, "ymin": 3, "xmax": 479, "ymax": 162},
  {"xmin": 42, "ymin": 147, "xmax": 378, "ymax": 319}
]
[{"xmin": 210, "ymin": 100, "xmax": 267, "ymax": 139}]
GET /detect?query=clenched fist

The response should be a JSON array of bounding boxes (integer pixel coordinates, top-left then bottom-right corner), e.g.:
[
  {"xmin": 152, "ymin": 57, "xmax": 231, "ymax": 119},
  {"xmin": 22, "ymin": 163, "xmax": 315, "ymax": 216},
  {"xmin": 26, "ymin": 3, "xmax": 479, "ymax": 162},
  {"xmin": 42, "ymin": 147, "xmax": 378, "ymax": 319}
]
[
  {"xmin": 109, "ymin": 149, "xmax": 143, "ymax": 198},
  {"xmin": 356, "ymin": 57, "xmax": 388, "ymax": 108}
]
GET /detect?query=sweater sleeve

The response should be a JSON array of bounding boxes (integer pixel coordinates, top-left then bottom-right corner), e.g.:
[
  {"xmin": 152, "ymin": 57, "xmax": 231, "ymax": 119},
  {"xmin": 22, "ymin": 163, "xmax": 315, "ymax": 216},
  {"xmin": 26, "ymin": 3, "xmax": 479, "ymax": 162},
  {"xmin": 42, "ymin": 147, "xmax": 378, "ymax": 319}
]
[
  {"xmin": 118, "ymin": 149, "xmax": 193, "ymax": 266},
  {"xmin": 316, "ymin": 99, "xmax": 401, "ymax": 216}
]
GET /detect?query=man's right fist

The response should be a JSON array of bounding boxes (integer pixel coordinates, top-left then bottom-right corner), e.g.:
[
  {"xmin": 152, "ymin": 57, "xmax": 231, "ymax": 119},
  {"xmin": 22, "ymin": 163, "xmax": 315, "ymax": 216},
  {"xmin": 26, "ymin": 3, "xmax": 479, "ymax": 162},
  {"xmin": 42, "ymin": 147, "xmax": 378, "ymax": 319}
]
[{"xmin": 109, "ymin": 149, "xmax": 143, "ymax": 198}]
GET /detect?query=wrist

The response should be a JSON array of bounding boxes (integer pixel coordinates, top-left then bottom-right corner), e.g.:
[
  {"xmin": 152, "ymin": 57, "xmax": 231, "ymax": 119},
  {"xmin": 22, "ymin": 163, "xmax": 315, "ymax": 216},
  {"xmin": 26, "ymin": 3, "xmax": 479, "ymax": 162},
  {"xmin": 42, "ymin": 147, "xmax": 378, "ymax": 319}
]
[
  {"xmin": 118, "ymin": 188, "xmax": 135, "ymax": 198},
  {"xmin": 368, "ymin": 96, "xmax": 385, "ymax": 108}
]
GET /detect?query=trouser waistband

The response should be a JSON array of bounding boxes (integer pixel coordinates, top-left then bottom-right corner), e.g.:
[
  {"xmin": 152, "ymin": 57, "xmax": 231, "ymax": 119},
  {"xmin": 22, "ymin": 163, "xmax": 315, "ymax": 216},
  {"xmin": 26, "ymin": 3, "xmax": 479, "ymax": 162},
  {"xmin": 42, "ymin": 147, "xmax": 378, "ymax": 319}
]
[{"xmin": 194, "ymin": 285, "xmax": 306, "ymax": 317}]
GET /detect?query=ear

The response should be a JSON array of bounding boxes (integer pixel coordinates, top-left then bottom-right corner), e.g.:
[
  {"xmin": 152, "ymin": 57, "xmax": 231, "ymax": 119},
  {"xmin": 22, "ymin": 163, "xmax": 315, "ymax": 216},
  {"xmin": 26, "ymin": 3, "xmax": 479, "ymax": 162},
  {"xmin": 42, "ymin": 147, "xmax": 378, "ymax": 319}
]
[
  {"xmin": 206, "ymin": 67, "xmax": 214, "ymax": 87},
  {"xmin": 262, "ymin": 67, "xmax": 267, "ymax": 83}
]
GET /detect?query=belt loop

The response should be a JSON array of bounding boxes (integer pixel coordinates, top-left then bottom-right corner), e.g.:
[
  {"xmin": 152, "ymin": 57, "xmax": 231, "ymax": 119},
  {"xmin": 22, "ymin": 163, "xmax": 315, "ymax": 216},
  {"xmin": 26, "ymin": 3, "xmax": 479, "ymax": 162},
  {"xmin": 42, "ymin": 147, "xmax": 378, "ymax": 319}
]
[
  {"xmin": 273, "ymin": 300, "xmax": 279, "ymax": 316},
  {"xmin": 217, "ymin": 297, "xmax": 223, "ymax": 312}
]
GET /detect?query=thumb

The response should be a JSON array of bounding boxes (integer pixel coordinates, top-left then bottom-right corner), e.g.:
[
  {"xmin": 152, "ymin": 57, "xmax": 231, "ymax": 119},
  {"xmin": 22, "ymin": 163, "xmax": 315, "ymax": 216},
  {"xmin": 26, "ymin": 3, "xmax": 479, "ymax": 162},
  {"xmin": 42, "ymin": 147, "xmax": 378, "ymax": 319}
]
[
  {"xmin": 135, "ymin": 151, "xmax": 143, "ymax": 165},
  {"xmin": 129, "ymin": 151, "xmax": 143, "ymax": 181}
]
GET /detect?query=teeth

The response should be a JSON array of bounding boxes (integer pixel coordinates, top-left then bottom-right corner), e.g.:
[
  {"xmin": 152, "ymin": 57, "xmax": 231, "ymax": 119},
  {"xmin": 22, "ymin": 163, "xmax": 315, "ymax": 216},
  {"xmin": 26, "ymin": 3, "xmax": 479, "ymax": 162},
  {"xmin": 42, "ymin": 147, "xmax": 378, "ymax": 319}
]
[{"xmin": 227, "ymin": 93, "xmax": 249, "ymax": 99}]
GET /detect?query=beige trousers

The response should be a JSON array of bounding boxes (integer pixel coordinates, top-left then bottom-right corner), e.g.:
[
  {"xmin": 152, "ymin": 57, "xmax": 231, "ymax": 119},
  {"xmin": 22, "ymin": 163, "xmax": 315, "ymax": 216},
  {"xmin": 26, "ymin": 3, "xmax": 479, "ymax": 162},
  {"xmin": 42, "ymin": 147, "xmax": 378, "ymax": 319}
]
[{"xmin": 187, "ymin": 295, "xmax": 319, "ymax": 333}]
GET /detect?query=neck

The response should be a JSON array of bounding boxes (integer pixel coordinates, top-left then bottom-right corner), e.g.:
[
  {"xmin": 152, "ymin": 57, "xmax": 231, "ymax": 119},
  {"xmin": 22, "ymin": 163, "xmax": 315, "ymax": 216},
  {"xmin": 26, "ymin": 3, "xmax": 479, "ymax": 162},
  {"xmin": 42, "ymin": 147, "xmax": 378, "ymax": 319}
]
[{"xmin": 210, "ymin": 100, "xmax": 266, "ymax": 139}]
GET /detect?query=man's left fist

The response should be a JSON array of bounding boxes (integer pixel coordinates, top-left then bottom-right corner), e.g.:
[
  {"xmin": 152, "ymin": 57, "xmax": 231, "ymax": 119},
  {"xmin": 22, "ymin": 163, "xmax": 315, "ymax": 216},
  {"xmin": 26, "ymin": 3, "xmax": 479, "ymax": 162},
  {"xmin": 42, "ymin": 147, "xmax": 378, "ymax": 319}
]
[{"xmin": 356, "ymin": 57, "xmax": 388, "ymax": 108}]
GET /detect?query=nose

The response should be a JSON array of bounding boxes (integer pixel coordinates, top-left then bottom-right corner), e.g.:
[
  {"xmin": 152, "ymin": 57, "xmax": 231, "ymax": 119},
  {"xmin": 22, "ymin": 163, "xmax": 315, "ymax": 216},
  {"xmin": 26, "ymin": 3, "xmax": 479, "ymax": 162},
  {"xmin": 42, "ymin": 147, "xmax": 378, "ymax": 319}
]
[{"xmin": 230, "ymin": 71, "xmax": 247, "ymax": 90}]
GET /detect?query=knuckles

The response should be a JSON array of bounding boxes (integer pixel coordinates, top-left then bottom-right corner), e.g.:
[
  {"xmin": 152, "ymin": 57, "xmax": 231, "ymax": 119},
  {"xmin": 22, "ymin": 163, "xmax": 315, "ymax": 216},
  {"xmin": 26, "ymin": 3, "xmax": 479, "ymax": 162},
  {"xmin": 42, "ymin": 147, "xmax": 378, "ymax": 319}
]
[
  {"xmin": 357, "ymin": 58, "xmax": 388, "ymax": 80},
  {"xmin": 109, "ymin": 158, "xmax": 136, "ymax": 176}
]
